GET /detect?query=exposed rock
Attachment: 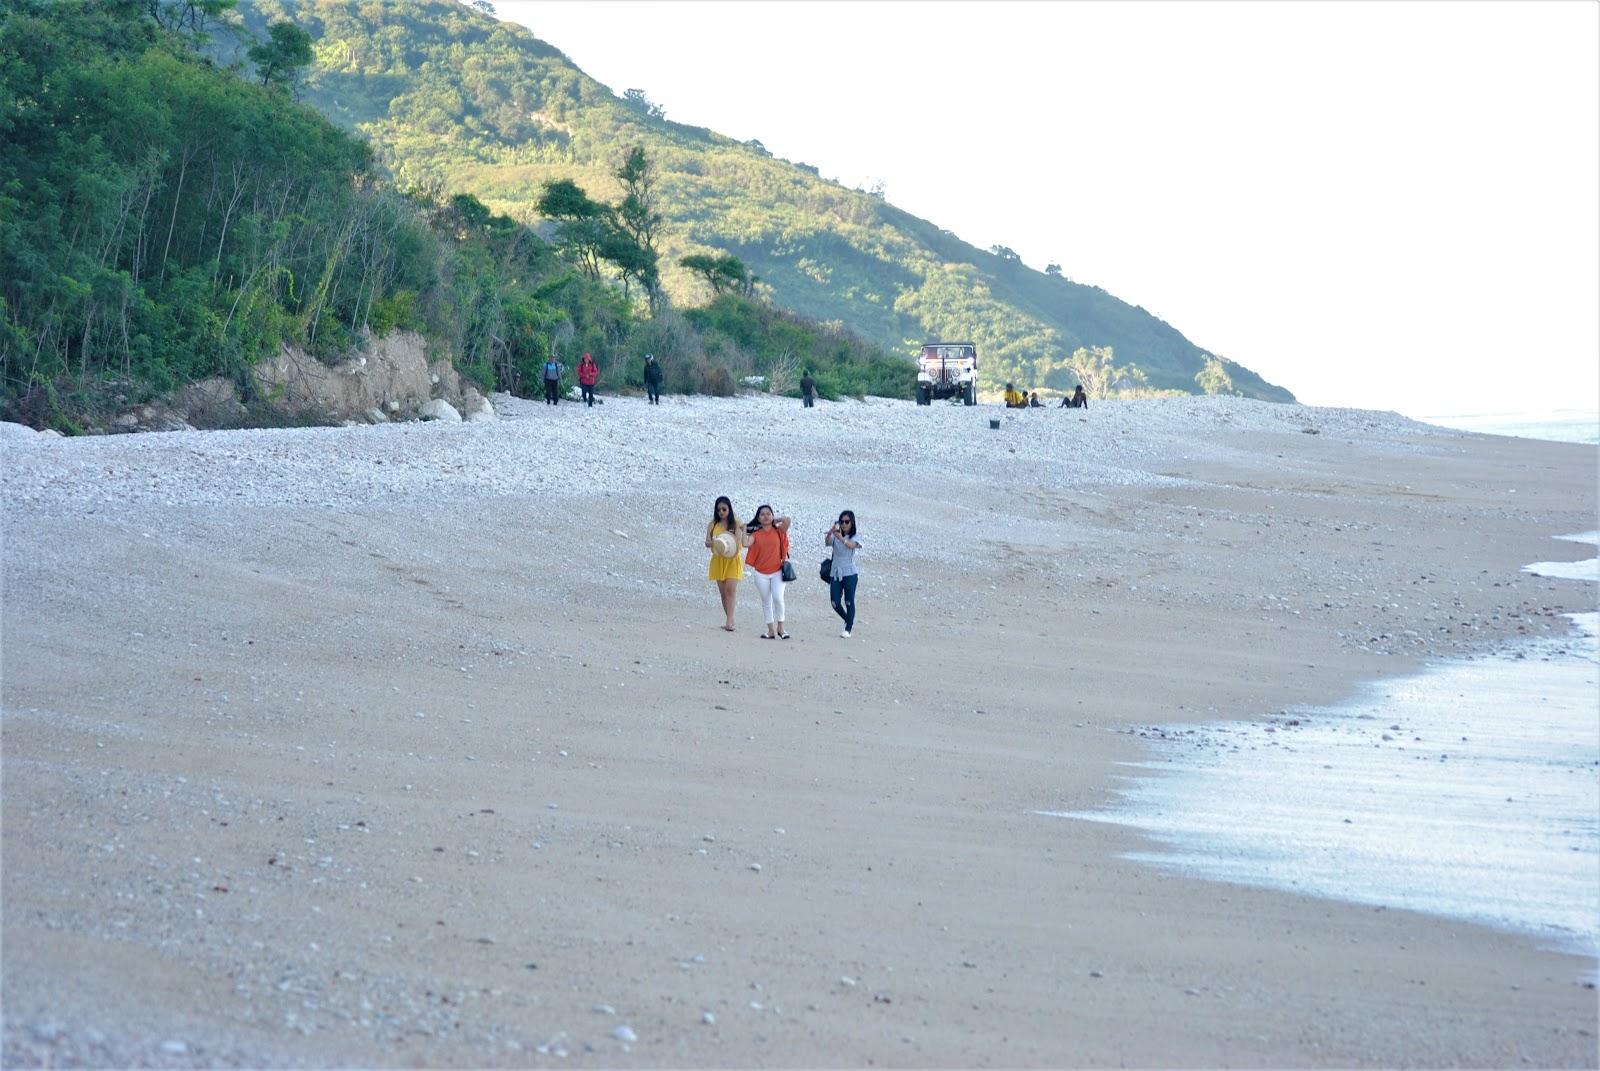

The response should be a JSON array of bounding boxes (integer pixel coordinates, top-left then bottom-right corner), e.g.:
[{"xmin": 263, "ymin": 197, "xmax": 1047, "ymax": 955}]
[
  {"xmin": 364, "ymin": 408, "xmax": 389, "ymax": 425},
  {"xmin": 418, "ymin": 399, "xmax": 462, "ymax": 422},
  {"xmin": 253, "ymin": 331, "xmax": 477, "ymax": 428},
  {"xmin": 0, "ymin": 421, "xmax": 40, "ymax": 443}
]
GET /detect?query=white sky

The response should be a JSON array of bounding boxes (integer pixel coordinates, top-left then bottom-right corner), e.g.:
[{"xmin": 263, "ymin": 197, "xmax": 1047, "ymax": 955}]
[{"xmin": 497, "ymin": 0, "xmax": 1598, "ymax": 417}]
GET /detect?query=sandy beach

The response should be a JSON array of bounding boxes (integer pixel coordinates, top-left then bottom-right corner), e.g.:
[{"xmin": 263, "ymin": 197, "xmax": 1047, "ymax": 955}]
[{"xmin": 3, "ymin": 393, "xmax": 1596, "ymax": 1068}]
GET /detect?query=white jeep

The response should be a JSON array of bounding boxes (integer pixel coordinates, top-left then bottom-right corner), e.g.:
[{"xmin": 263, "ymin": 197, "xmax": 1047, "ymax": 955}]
[{"xmin": 914, "ymin": 341, "xmax": 978, "ymax": 406}]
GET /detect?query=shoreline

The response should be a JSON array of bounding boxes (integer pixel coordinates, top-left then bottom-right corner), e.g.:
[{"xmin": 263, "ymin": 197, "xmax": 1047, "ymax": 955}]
[
  {"xmin": 1051, "ymin": 603, "xmax": 1599, "ymax": 970},
  {"xmin": 4, "ymin": 394, "xmax": 1598, "ymax": 1067}
]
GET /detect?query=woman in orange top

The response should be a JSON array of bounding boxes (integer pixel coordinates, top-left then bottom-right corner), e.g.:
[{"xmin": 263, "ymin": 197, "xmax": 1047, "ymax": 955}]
[{"xmin": 743, "ymin": 504, "xmax": 793, "ymax": 639}]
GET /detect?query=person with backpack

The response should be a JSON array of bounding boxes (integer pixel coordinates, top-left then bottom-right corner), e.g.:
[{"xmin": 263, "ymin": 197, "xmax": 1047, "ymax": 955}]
[
  {"xmin": 643, "ymin": 353, "xmax": 663, "ymax": 404},
  {"xmin": 577, "ymin": 352, "xmax": 599, "ymax": 407},
  {"xmin": 542, "ymin": 355, "xmax": 564, "ymax": 405}
]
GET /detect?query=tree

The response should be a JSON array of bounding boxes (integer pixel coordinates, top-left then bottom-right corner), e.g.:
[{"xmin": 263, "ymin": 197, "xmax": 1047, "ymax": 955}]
[
  {"xmin": 680, "ymin": 252, "xmax": 751, "ymax": 296},
  {"xmin": 1045, "ymin": 263, "xmax": 1062, "ymax": 278},
  {"xmin": 1065, "ymin": 345, "xmax": 1147, "ymax": 399},
  {"xmin": 613, "ymin": 145, "xmax": 662, "ymax": 309},
  {"xmin": 147, "ymin": 0, "xmax": 239, "ymax": 44},
  {"xmin": 536, "ymin": 179, "xmax": 609, "ymax": 280},
  {"xmin": 622, "ymin": 88, "xmax": 665, "ymax": 121},
  {"xmin": 248, "ymin": 20, "xmax": 312, "ymax": 94},
  {"xmin": 1195, "ymin": 355, "xmax": 1238, "ymax": 395},
  {"xmin": 990, "ymin": 245, "xmax": 1020, "ymax": 263}
]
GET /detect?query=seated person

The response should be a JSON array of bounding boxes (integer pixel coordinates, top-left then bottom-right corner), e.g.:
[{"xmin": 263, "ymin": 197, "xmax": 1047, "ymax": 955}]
[
  {"xmin": 1003, "ymin": 383, "xmax": 1025, "ymax": 408},
  {"xmin": 1028, "ymin": 392, "xmax": 1043, "ymax": 408},
  {"xmin": 1061, "ymin": 384, "xmax": 1089, "ymax": 409}
]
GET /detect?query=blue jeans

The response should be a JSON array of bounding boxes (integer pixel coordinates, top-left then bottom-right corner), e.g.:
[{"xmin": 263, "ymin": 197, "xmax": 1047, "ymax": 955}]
[{"xmin": 829, "ymin": 573, "xmax": 858, "ymax": 631}]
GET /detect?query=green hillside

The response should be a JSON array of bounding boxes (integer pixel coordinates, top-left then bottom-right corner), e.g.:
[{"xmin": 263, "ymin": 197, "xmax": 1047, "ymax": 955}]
[
  {"xmin": 243, "ymin": 0, "xmax": 1295, "ymax": 402},
  {"xmin": 0, "ymin": 0, "xmax": 910, "ymax": 429}
]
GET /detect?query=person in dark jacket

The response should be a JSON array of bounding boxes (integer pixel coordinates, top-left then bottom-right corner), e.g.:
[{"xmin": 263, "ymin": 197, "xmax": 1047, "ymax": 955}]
[
  {"xmin": 577, "ymin": 352, "xmax": 599, "ymax": 407},
  {"xmin": 643, "ymin": 353, "xmax": 663, "ymax": 404},
  {"xmin": 800, "ymin": 371, "xmax": 816, "ymax": 408},
  {"xmin": 1061, "ymin": 384, "xmax": 1089, "ymax": 409}
]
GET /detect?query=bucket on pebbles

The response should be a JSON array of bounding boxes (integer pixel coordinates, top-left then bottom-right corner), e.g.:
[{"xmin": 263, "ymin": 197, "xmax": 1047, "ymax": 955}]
[{"xmin": 989, "ymin": 418, "xmax": 1001, "ymax": 430}]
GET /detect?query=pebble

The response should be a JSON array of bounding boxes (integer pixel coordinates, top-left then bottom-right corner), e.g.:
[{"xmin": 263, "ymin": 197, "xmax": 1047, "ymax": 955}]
[
  {"xmin": 702, "ymin": 1011, "xmax": 716, "ymax": 1025},
  {"xmin": 159, "ymin": 1040, "xmax": 189, "ymax": 1054}
]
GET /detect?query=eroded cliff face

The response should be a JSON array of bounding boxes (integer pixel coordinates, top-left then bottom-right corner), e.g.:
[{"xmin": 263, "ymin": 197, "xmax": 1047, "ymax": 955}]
[{"xmin": 109, "ymin": 332, "xmax": 495, "ymax": 433}]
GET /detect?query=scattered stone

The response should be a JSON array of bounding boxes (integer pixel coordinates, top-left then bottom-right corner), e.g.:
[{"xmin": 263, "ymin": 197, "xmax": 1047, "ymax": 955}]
[
  {"xmin": 418, "ymin": 398, "xmax": 462, "ymax": 422},
  {"xmin": 592, "ymin": 1003, "xmax": 615, "ymax": 1015},
  {"xmin": 159, "ymin": 1040, "xmax": 189, "ymax": 1055},
  {"xmin": 701, "ymin": 1011, "xmax": 716, "ymax": 1025},
  {"xmin": 748, "ymin": 862, "xmax": 762, "ymax": 872}
]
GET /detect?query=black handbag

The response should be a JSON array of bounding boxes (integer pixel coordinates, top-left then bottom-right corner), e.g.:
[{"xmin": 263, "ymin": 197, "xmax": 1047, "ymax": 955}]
[
  {"xmin": 780, "ymin": 559, "xmax": 797, "ymax": 583},
  {"xmin": 819, "ymin": 557, "xmax": 832, "ymax": 583}
]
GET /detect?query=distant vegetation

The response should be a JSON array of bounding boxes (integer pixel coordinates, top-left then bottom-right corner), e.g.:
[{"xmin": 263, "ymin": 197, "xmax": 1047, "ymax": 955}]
[
  {"xmin": 0, "ymin": 0, "xmax": 907, "ymax": 429},
  {"xmin": 246, "ymin": 0, "xmax": 1294, "ymax": 403}
]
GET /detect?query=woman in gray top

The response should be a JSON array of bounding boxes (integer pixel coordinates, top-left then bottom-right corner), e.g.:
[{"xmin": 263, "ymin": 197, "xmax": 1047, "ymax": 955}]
[{"xmin": 825, "ymin": 510, "xmax": 861, "ymax": 638}]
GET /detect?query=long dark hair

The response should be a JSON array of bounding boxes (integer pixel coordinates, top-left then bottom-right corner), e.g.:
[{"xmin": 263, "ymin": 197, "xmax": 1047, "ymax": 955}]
[
  {"xmin": 710, "ymin": 495, "xmax": 735, "ymax": 533},
  {"xmin": 747, "ymin": 503, "xmax": 773, "ymax": 531},
  {"xmin": 837, "ymin": 509, "xmax": 856, "ymax": 536}
]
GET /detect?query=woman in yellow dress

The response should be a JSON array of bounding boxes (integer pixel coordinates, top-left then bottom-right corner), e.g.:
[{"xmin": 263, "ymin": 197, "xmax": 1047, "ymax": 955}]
[{"xmin": 705, "ymin": 495, "xmax": 748, "ymax": 632}]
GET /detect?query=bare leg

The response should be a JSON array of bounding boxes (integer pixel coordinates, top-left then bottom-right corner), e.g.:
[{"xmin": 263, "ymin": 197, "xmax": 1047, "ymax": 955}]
[{"xmin": 718, "ymin": 579, "xmax": 737, "ymax": 630}]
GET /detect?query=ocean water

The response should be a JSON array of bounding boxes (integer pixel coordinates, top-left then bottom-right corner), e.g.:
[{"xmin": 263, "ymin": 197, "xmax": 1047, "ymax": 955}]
[
  {"xmin": 1048, "ymin": 535, "xmax": 1600, "ymax": 963},
  {"xmin": 1417, "ymin": 409, "xmax": 1600, "ymax": 445}
]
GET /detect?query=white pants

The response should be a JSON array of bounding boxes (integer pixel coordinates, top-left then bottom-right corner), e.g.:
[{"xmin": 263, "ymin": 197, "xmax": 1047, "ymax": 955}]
[{"xmin": 750, "ymin": 569, "xmax": 787, "ymax": 625}]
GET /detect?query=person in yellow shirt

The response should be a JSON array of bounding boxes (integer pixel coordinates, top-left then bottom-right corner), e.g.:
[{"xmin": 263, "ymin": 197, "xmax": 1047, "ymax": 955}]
[
  {"xmin": 705, "ymin": 495, "xmax": 747, "ymax": 632},
  {"xmin": 1003, "ymin": 383, "xmax": 1025, "ymax": 408}
]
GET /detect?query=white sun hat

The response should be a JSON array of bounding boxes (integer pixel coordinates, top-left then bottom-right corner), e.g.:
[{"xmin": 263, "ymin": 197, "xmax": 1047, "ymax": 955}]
[{"xmin": 712, "ymin": 531, "xmax": 738, "ymax": 558}]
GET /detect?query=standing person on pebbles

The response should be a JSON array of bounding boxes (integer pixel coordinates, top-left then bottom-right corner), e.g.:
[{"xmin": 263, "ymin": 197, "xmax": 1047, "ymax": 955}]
[
  {"xmin": 577, "ymin": 352, "xmax": 599, "ymax": 407},
  {"xmin": 542, "ymin": 354, "xmax": 564, "ymax": 405},
  {"xmin": 744, "ymin": 504, "xmax": 793, "ymax": 639},
  {"xmin": 643, "ymin": 353, "xmax": 663, "ymax": 405},
  {"xmin": 824, "ymin": 510, "xmax": 861, "ymax": 638},
  {"xmin": 705, "ymin": 496, "xmax": 746, "ymax": 632}
]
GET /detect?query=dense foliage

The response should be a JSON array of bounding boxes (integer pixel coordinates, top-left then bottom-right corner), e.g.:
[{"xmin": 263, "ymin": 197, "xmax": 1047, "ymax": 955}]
[
  {"xmin": 252, "ymin": 0, "xmax": 1294, "ymax": 402},
  {"xmin": 0, "ymin": 0, "xmax": 904, "ymax": 429}
]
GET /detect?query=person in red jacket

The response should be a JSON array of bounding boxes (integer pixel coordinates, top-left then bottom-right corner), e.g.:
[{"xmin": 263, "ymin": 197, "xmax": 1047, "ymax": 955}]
[{"xmin": 577, "ymin": 352, "xmax": 599, "ymax": 407}]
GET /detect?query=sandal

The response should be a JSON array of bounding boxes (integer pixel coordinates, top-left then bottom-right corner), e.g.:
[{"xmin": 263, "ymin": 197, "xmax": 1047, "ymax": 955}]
[
  {"xmin": 778, "ymin": 632, "xmax": 791, "ymax": 640},
  {"xmin": 760, "ymin": 634, "xmax": 772, "ymax": 640},
  {"xmin": 722, "ymin": 625, "xmax": 735, "ymax": 632}
]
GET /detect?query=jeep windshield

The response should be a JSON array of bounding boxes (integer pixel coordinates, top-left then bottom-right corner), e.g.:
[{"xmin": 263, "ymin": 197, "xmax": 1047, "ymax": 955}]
[{"xmin": 919, "ymin": 343, "xmax": 976, "ymax": 364}]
